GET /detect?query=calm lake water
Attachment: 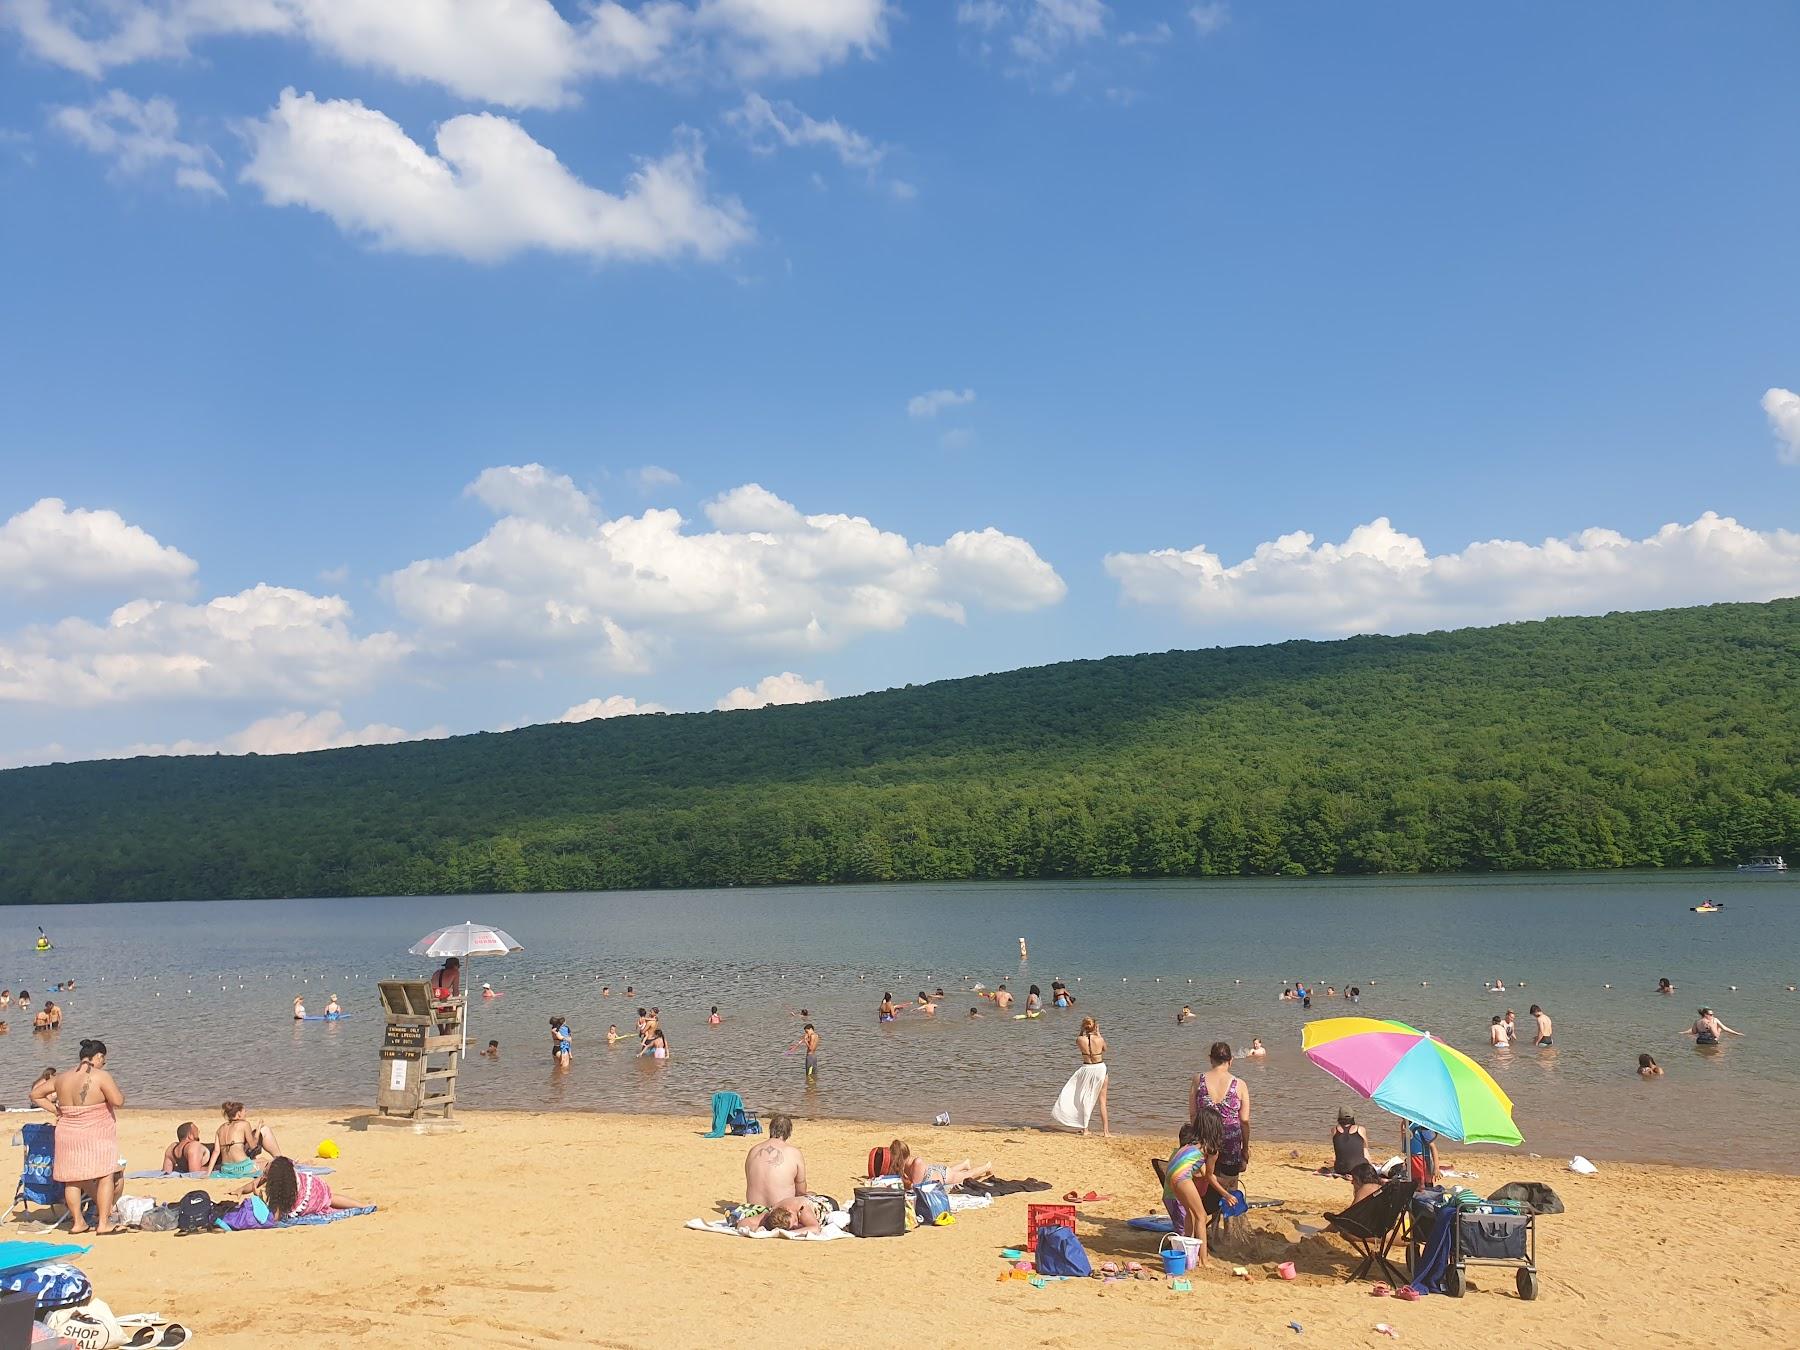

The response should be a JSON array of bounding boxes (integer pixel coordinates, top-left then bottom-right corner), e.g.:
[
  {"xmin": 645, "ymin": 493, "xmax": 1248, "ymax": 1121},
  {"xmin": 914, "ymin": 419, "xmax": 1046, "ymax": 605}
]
[{"xmin": 4, "ymin": 872, "xmax": 1796, "ymax": 1170}]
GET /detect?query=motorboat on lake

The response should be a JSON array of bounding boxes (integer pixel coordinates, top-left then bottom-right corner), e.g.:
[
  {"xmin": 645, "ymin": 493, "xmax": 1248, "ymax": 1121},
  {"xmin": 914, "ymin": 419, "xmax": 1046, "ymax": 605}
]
[{"xmin": 1736, "ymin": 855, "xmax": 1788, "ymax": 873}]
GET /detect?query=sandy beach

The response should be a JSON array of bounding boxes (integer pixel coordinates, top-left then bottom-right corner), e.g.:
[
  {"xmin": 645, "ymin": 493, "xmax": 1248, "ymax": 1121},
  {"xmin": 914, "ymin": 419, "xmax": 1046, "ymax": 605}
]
[{"xmin": 13, "ymin": 1106, "xmax": 1791, "ymax": 1348}]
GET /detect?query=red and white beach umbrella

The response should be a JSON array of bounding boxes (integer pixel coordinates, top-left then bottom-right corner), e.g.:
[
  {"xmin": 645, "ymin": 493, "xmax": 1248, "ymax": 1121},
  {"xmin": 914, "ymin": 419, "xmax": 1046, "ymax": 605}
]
[{"xmin": 408, "ymin": 921, "xmax": 522, "ymax": 1057}]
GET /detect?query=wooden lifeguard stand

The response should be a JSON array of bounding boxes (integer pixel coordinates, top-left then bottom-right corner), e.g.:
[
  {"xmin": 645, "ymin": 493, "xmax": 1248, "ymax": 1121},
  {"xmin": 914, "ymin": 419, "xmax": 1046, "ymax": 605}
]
[{"xmin": 377, "ymin": 979, "xmax": 463, "ymax": 1119}]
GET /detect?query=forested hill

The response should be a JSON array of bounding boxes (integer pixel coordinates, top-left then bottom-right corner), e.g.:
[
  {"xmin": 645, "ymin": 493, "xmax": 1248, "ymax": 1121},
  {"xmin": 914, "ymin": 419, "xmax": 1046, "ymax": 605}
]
[{"xmin": 4, "ymin": 599, "xmax": 1798, "ymax": 903}]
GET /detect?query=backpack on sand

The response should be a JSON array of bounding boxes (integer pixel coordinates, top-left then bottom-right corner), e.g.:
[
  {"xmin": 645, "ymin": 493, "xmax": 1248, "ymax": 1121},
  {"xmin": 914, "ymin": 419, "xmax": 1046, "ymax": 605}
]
[{"xmin": 174, "ymin": 1189, "xmax": 213, "ymax": 1236}]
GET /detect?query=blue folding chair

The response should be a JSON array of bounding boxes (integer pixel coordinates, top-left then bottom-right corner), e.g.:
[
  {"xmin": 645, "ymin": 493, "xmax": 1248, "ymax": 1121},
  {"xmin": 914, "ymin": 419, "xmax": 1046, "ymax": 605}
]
[{"xmin": 3, "ymin": 1124, "xmax": 62, "ymax": 1225}]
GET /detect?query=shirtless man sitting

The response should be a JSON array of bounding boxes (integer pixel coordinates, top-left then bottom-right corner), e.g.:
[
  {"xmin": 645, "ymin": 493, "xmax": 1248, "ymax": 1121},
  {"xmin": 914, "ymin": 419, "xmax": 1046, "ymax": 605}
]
[
  {"xmin": 161, "ymin": 1121, "xmax": 213, "ymax": 1174},
  {"xmin": 744, "ymin": 1114, "xmax": 806, "ymax": 1208},
  {"xmin": 211, "ymin": 1101, "xmax": 282, "ymax": 1178}
]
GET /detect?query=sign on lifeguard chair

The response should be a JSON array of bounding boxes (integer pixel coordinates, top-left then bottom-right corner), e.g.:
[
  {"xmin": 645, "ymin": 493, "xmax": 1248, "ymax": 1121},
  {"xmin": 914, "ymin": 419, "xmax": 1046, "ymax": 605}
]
[{"xmin": 377, "ymin": 980, "xmax": 462, "ymax": 1119}]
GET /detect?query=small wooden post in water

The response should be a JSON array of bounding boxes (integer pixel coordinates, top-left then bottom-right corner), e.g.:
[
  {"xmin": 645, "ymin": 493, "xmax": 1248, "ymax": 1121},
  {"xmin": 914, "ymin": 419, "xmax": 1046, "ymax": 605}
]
[{"xmin": 377, "ymin": 979, "xmax": 462, "ymax": 1120}]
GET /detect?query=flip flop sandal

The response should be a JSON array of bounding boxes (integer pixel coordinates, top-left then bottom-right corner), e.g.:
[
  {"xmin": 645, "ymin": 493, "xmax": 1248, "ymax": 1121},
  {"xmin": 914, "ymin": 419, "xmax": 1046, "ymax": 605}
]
[{"xmin": 161, "ymin": 1326, "xmax": 194, "ymax": 1347}]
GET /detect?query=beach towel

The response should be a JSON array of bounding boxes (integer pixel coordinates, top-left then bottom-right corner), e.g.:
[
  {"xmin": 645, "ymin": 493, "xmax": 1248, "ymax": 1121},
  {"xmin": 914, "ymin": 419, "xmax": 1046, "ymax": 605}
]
[
  {"xmin": 125, "ymin": 1166, "xmax": 333, "ymax": 1180},
  {"xmin": 685, "ymin": 1211, "xmax": 852, "ymax": 1241},
  {"xmin": 51, "ymin": 1104, "xmax": 117, "ymax": 1184},
  {"xmin": 0, "ymin": 1240, "xmax": 90, "ymax": 1276},
  {"xmin": 704, "ymin": 1092, "xmax": 745, "ymax": 1139},
  {"xmin": 1050, "ymin": 1063, "xmax": 1107, "ymax": 1132},
  {"xmin": 1407, "ymin": 1197, "xmax": 1458, "ymax": 1295},
  {"xmin": 278, "ymin": 1204, "xmax": 376, "ymax": 1228},
  {"xmin": 947, "ymin": 1193, "xmax": 992, "ymax": 1213}
]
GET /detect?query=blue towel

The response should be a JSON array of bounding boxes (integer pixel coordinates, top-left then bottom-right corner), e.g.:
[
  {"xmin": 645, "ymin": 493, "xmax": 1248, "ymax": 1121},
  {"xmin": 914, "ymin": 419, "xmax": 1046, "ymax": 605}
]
[
  {"xmin": 125, "ymin": 1167, "xmax": 333, "ymax": 1180},
  {"xmin": 704, "ymin": 1092, "xmax": 744, "ymax": 1139},
  {"xmin": 277, "ymin": 1204, "xmax": 376, "ymax": 1228},
  {"xmin": 0, "ymin": 1241, "xmax": 90, "ymax": 1276},
  {"xmin": 1408, "ymin": 1198, "xmax": 1457, "ymax": 1295}
]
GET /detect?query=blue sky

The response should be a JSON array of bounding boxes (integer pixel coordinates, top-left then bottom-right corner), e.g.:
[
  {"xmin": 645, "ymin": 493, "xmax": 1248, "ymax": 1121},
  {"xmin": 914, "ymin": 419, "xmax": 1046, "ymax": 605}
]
[{"xmin": 2, "ymin": 1, "xmax": 1799, "ymax": 766}]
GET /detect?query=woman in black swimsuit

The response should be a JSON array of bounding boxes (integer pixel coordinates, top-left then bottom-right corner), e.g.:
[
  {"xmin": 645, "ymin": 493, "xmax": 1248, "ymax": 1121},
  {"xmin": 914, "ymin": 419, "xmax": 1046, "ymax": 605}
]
[{"xmin": 1330, "ymin": 1110, "xmax": 1370, "ymax": 1175}]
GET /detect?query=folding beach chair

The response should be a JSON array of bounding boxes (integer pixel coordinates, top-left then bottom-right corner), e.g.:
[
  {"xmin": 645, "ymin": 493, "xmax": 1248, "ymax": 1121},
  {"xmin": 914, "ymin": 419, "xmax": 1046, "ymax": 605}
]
[
  {"xmin": 1324, "ymin": 1178, "xmax": 1417, "ymax": 1284},
  {"xmin": 3, "ymin": 1124, "xmax": 62, "ymax": 1225}
]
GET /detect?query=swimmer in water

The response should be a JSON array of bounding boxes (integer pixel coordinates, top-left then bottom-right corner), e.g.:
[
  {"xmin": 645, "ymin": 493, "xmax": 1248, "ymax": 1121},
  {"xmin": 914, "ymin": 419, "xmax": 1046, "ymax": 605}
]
[
  {"xmin": 709, "ymin": 1006, "xmax": 722, "ymax": 1025},
  {"xmin": 293, "ymin": 996, "xmax": 305, "ymax": 1020},
  {"xmin": 802, "ymin": 1022, "xmax": 820, "ymax": 1080},
  {"xmin": 1245, "ymin": 1037, "xmax": 1267, "ymax": 1057},
  {"xmin": 1657, "ymin": 978, "xmax": 1674, "ymax": 995},
  {"xmin": 1686, "ymin": 1008, "xmax": 1742, "ymax": 1047},
  {"xmin": 481, "ymin": 1040, "xmax": 499, "ymax": 1059},
  {"xmin": 601, "ymin": 985, "xmax": 611, "ymax": 996},
  {"xmin": 916, "ymin": 992, "xmax": 937, "ymax": 1016},
  {"xmin": 878, "ymin": 993, "xmax": 898, "ymax": 1023},
  {"xmin": 968, "ymin": 1006, "xmax": 982, "ymax": 1018},
  {"xmin": 1637, "ymin": 1053, "xmax": 1662, "ymax": 1078},
  {"xmin": 482, "ymin": 983, "xmax": 499, "ymax": 999},
  {"xmin": 992, "ymin": 984, "xmax": 1014, "ymax": 1012},
  {"xmin": 606, "ymin": 1025, "xmax": 622, "ymax": 1045},
  {"xmin": 323, "ymin": 994, "xmax": 342, "ymax": 1017},
  {"xmin": 640, "ymin": 1028, "xmax": 669, "ymax": 1060},
  {"xmin": 1177, "ymin": 1005, "xmax": 1196, "ymax": 1024}
]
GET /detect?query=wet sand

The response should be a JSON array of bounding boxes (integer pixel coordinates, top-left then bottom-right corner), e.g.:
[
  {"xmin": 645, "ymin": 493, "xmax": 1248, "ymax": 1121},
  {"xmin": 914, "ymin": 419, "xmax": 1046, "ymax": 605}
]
[{"xmin": 22, "ymin": 1107, "xmax": 1795, "ymax": 1347}]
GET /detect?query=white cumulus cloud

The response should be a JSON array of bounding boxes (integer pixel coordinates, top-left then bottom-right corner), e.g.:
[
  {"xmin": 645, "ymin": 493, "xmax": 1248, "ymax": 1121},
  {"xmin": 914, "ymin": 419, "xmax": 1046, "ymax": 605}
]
[
  {"xmin": 385, "ymin": 468, "xmax": 1066, "ymax": 670},
  {"xmin": 240, "ymin": 88, "xmax": 750, "ymax": 265},
  {"xmin": 466, "ymin": 463, "xmax": 594, "ymax": 528},
  {"xmin": 715, "ymin": 670, "xmax": 828, "ymax": 710},
  {"xmin": 122, "ymin": 709, "xmax": 446, "ymax": 758},
  {"xmin": 558, "ymin": 693, "xmax": 666, "ymax": 721},
  {"xmin": 1106, "ymin": 512, "xmax": 1800, "ymax": 636},
  {"xmin": 0, "ymin": 583, "xmax": 408, "ymax": 706},
  {"xmin": 0, "ymin": 497, "xmax": 198, "ymax": 597},
  {"xmin": 51, "ymin": 88, "xmax": 223, "ymax": 193},
  {"xmin": 5, "ymin": 1, "xmax": 888, "ymax": 108},
  {"xmin": 907, "ymin": 387, "xmax": 976, "ymax": 419},
  {"xmin": 1764, "ymin": 387, "xmax": 1800, "ymax": 465}
]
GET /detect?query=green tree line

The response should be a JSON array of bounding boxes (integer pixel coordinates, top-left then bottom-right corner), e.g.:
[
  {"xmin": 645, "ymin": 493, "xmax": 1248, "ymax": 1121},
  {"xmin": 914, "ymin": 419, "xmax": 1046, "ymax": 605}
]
[{"xmin": 2, "ymin": 599, "xmax": 1797, "ymax": 902}]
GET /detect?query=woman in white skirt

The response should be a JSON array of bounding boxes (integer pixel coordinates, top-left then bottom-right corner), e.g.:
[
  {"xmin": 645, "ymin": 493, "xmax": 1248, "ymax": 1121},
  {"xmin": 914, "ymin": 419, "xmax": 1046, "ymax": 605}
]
[{"xmin": 1052, "ymin": 1016, "xmax": 1110, "ymax": 1137}]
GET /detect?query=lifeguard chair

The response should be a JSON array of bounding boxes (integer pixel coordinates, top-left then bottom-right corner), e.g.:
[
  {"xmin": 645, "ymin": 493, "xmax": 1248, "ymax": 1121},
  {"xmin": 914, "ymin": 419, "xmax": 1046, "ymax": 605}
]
[{"xmin": 376, "ymin": 980, "xmax": 462, "ymax": 1119}]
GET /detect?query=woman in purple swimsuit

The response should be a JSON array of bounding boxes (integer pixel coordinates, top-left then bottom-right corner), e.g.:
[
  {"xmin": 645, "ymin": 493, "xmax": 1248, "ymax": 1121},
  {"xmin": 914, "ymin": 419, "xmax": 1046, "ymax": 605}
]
[{"xmin": 1191, "ymin": 1041, "xmax": 1251, "ymax": 1236}]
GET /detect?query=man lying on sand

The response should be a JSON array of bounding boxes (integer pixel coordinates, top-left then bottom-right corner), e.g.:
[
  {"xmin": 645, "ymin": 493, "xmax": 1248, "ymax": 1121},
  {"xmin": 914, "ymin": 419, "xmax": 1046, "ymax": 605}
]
[{"xmin": 738, "ymin": 1192, "xmax": 840, "ymax": 1233}]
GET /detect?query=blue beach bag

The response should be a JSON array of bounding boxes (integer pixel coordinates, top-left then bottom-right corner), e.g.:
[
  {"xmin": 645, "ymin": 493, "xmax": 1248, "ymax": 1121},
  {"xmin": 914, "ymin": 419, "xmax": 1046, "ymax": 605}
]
[
  {"xmin": 913, "ymin": 1181, "xmax": 953, "ymax": 1225},
  {"xmin": 726, "ymin": 1108, "xmax": 761, "ymax": 1136},
  {"xmin": 1035, "ymin": 1226, "xmax": 1092, "ymax": 1278}
]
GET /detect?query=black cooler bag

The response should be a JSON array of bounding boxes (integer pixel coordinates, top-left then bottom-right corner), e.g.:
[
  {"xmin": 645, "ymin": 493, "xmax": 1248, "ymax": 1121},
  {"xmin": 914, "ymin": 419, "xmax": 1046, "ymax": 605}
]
[
  {"xmin": 1459, "ymin": 1212, "xmax": 1528, "ymax": 1260},
  {"xmin": 849, "ymin": 1186, "xmax": 907, "ymax": 1238}
]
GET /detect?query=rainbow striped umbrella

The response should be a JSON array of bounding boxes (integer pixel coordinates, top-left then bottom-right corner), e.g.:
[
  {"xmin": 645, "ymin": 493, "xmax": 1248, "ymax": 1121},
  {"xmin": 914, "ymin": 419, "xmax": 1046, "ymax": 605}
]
[{"xmin": 1302, "ymin": 1016, "xmax": 1523, "ymax": 1146}]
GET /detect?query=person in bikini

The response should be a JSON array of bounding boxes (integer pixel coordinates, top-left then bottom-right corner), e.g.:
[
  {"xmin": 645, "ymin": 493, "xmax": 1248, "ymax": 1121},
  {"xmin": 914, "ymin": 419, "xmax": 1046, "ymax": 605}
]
[
  {"xmin": 885, "ymin": 1140, "xmax": 992, "ymax": 1190},
  {"xmin": 211, "ymin": 1101, "xmax": 282, "ymax": 1179},
  {"xmin": 878, "ymin": 993, "xmax": 898, "ymax": 1023},
  {"xmin": 160, "ymin": 1122, "xmax": 214, "ymax": 1174}
]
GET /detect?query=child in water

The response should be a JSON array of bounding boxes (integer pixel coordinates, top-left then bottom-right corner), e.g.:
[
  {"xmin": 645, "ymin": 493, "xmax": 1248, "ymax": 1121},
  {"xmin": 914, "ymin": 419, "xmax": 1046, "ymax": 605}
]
[
  {"xmin": 549, "ymin": 1017, "xmax": 572, "ymax": 1066},
  {"xmin": 709, "ymin": 1006, "xmax": 722, "ymax": 1025},
  {"xmin": 606, "ymin": 1025, "xmax": 622, "ymax": 1045},
  {"xmin": 1637, "ymin": 1053, "xmax": 1663, "ymax": 1078},
  {"xmin": 481, "ymin": 1040, "xmax": 499, "ymax": 1059}
]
